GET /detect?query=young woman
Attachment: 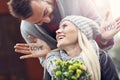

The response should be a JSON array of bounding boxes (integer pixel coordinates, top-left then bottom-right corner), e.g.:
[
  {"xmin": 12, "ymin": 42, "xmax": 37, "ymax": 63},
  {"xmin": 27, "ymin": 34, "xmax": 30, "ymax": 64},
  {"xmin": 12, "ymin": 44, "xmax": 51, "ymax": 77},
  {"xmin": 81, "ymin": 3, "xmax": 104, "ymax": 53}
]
[{"xmin": 46, "ymin": 16, "xmax": 119, "ymax": 80}]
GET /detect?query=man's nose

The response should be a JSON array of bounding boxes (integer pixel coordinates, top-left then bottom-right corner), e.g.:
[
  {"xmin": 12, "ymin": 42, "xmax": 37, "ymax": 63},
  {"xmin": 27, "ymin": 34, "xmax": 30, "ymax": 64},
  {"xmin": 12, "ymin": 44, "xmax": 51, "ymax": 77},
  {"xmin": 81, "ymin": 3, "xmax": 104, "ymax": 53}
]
[{"xmin": 43, "ymin": 17, "xmax": 51, "ymax": 23}]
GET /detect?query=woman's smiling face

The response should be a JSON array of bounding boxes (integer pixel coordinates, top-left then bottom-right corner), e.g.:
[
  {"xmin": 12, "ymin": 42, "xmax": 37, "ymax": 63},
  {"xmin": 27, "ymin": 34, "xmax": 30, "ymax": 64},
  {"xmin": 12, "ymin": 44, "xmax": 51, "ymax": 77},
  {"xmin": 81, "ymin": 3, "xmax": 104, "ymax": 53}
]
[{"xmin": 56, "ymin": 20, "xmax": 78, "ymax": 48}]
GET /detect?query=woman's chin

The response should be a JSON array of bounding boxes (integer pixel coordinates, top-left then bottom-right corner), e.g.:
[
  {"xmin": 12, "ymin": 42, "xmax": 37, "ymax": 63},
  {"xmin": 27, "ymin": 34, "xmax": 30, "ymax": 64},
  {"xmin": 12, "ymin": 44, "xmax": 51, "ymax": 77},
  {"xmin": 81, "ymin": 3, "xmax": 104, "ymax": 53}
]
[
  {"xmin": 57, "ymin": 43, "xmax": 63, "ymax": 48},
  {"xmin": 57, "ymin": 44, "xmax": 60, "ymax": 48}
]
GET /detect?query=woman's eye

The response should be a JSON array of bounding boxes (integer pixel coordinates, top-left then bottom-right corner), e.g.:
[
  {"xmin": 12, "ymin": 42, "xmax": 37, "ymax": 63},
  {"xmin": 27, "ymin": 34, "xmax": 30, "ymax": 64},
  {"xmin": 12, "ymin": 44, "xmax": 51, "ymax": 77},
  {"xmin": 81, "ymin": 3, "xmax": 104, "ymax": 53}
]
[{"xmin": 62, "ymin": 24, "xmax": 67, "ymax": 28}]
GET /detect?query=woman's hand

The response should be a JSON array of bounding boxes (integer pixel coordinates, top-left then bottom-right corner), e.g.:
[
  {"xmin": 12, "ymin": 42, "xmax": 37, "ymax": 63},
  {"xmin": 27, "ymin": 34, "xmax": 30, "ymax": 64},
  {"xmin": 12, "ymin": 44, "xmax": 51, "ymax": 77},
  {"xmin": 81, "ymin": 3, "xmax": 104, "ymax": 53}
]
[{"xmin": 14, "ymin": 36, "xmax": 51, "ymax": 59}]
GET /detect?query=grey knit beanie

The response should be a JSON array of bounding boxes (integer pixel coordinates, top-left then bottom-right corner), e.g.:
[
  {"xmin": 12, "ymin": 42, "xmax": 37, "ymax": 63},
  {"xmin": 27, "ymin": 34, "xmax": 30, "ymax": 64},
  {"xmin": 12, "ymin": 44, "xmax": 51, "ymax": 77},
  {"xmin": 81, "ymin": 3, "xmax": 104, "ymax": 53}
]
[{"xmin": 60, "ymin": 15, "xmax": 100, "ymax": 40}]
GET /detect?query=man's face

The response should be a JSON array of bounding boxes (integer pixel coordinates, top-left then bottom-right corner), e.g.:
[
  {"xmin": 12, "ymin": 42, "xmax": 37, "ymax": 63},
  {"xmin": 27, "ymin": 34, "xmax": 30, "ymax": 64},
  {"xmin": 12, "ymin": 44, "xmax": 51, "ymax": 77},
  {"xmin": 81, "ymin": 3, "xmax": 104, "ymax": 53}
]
[{"xmin": 25, "ymin": 1, "xmax": 54, "ymax": 25}]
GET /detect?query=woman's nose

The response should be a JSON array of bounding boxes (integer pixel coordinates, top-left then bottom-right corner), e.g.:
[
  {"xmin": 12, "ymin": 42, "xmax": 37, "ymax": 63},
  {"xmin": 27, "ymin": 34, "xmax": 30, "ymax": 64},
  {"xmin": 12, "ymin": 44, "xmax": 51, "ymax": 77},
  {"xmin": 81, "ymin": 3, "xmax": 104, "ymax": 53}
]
[{"xmin": 56, "ymin": 28, "xmax": 62, "ymax": 34}]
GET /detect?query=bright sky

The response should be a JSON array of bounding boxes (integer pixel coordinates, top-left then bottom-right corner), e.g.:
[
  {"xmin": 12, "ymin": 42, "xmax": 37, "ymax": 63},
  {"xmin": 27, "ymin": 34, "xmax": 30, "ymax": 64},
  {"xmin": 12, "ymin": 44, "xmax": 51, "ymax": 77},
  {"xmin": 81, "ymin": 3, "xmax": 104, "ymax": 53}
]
[
  {"xmin": 109, "ymin": 0, "xmax": 120, "ymax": 19},
  {"xmin": 94, "ymin": 0, "xmax": 120, "ymax": 19},
  {"xmin": 95, "ymin": 0, "xmax": 120, "ymax": 36}
]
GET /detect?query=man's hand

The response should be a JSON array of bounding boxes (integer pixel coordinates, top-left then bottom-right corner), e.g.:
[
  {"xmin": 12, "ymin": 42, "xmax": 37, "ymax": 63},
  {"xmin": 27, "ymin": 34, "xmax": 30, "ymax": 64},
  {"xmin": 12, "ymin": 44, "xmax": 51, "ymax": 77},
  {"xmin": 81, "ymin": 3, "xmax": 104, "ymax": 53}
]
[
  {"xmin": 14, "ymin": 36, "xmax": 51, "ymax": 59},
  {"xmin": 101, "ymin": 12, "xmax": 120, "ymax": 40}
]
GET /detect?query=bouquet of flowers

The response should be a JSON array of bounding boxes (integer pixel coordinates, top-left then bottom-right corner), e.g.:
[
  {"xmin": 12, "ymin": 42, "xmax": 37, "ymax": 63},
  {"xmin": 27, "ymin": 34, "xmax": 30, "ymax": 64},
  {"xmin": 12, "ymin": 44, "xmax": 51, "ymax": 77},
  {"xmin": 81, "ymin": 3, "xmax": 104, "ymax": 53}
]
[{"xmin": 51, "ymin": 59, "xmax": 90, "ymax": 80}]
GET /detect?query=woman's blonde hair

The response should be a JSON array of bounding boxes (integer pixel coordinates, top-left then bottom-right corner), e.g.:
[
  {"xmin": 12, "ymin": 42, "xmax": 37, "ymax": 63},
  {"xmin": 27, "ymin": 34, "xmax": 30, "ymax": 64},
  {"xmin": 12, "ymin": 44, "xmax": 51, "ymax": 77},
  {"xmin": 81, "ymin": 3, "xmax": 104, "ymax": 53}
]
[{"xmin": 77, "ymin": 29, "xmax": 100, "ymax": 80}]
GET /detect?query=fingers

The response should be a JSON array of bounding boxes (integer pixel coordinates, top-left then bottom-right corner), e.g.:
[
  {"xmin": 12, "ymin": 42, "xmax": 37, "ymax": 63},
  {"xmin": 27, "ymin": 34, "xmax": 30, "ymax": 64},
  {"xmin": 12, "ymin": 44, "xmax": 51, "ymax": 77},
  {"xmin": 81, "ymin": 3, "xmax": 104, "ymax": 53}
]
[
  {"xmin": 20, "ymin": 54, "xmax": 40, "ymax": 59},
  {"xmin": 28, "ymin": 35, "xmax": 37, "ymax": 42},
  {"xmin": 14, "ymin": 43, "xmax": 29, "ymax": 50},
  {"xmin": 115, "ymin": 22, "xmax": 120, "ymax": 29},
  {"xmin": 15, "ymin": 49, "xmax": 31, "ymax": 54},
  {"xmin": 15, "ymin": 43, "xmax": 29, "ymax": 47},
  {"xmin": 112, "ymin": 18, "xmax": 120, "ymax": 30},
  {"xmin": 116, "ymin": 24, "xmax": 120, "ymax": 32},
  {"xmin": 116, "ymin": 19, "xmax": 120, "ymax": 28},
  {"xmin": 115, "ymin": 16, "xmax": 120, "ymax": 22},
  {"xmin": 106, "ymin": 16, "xmax": 120, "ymax": 30},
  {"xmin": 14, "ymin": 43, "xmax": 30, "ymax": 54},
  {"xmin": 100, "ymin": 11, "xmax": 110, "ymax": 29},
  {"xmin": 20, "ymin": 55, "xmax": 33, "ymax": 59},
  {"xmin": 104, "ymin": 11, "xmax": 110, "ymax": 21}
]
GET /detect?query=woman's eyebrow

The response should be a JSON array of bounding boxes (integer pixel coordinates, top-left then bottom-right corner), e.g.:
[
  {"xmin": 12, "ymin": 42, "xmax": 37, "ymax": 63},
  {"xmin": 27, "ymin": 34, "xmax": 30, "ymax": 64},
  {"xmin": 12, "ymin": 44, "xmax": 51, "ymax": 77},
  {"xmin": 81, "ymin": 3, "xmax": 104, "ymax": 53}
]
[{"xmin": 62, "ymin": 24, "xmax": 67, "ymax": 27}]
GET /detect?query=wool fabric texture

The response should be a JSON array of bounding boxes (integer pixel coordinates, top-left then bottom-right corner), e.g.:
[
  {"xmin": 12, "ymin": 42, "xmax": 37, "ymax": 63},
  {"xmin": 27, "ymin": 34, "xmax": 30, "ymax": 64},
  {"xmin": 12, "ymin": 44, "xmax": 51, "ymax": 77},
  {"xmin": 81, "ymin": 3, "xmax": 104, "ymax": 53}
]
[{"xmin": 60, "ymin": 15, "xmax": 100, "ymax": 40}]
